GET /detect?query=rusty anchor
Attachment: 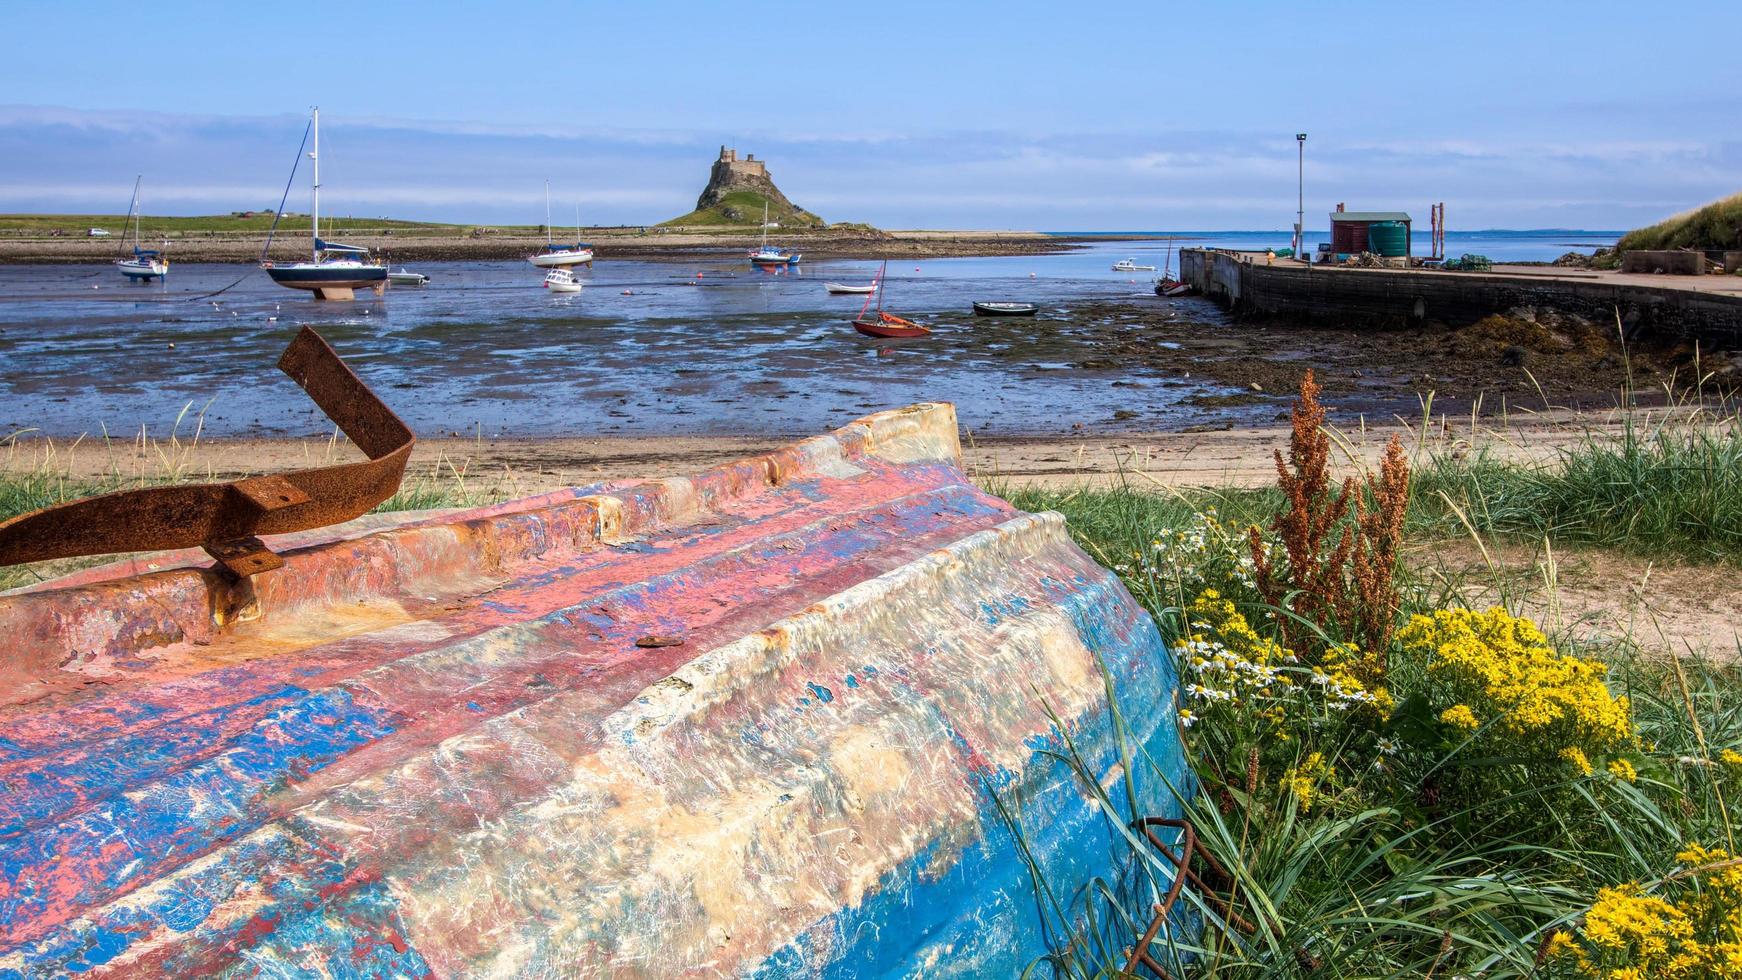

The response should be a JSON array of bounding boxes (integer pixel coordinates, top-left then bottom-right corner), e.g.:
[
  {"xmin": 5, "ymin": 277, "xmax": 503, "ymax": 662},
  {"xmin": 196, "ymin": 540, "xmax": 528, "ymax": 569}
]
[{"xmin": 0, "ymin": 327, "xmax": 413, "ymax": 579}]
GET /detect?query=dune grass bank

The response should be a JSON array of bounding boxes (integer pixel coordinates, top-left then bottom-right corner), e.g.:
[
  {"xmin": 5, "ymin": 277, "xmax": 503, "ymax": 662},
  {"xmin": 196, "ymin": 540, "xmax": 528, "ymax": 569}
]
[{"xmin": 1615, "ymin": 191, "xmax": 1742, "ymax": 254}]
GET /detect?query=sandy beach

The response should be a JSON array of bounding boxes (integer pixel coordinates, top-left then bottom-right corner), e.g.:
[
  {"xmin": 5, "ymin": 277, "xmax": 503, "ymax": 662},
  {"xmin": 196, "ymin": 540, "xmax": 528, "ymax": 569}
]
[{"xmin": 0, "ymin": 404, "xmax": 1662, "ymax": 494}]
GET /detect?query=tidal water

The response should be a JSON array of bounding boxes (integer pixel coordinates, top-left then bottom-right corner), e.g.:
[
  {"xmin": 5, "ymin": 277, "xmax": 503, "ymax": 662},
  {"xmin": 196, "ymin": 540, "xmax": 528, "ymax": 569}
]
[{"xmin": 0, "ymin": 234, "xmax": 1614, "ymax": 440}]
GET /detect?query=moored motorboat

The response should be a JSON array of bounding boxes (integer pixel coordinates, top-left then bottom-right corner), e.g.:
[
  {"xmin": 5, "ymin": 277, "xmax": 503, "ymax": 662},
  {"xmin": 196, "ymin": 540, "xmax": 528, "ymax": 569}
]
[
  {"xmin": 115, "ymin": 176, "xmax": 168, "ymax": 282},
  {"xmin": 388, "ymin": 268, "xmax": 430, "ymax": 286},
  {"xmin": 825, "ymin": 282, "xmax": 876, "ymax": 294},
  {"xmin": 1112, "ymin": 258, "xmax": 1156, "ymax": 272},
  {"xmin": 263, "ymin": 108, "xmax": 387, "ymax": 300},
  {"xmin": 972, "ymin": 301, "xmax": 1038, "ymax": 317},
  {"xmin": 543, "ymin": 267, "xmax": 583, "ymax": 293}
]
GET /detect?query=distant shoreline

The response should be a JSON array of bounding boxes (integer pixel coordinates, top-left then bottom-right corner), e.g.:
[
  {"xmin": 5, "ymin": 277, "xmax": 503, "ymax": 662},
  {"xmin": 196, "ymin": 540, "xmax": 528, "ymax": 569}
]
[{"xmin": 0, "ymin": 228, "xmax": 1100, "ymax": 265}]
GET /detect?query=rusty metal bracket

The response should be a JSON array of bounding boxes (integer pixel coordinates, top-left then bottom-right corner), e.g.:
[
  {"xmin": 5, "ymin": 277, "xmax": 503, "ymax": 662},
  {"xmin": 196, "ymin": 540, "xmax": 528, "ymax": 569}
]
[
  {"xmin": 1122, "ymin": 817, "xmax": 1256, "ymax": 979},
  {"xmin": 0, "ymin": 327, "xmax": 414, "ymax": 578}
]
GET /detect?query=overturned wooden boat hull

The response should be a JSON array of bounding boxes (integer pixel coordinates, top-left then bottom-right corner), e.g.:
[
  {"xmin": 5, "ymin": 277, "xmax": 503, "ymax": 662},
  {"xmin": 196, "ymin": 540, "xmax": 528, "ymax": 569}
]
[{"xmin": 0, "ymin": 403, "xmax": 1186, "ymax": 977}]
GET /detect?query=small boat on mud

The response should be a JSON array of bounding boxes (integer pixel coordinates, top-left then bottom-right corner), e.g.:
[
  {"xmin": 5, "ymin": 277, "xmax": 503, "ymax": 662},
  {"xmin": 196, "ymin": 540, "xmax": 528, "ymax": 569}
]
[
  {"xmin": 972, "ymin": 301, "xmax": 1038, "ymax": 317},
  {"xmin": 1152, "ymin": 236, "xmax": 1190, "ymax": 295},
  {"xmin": 262, "ymin": 108, "xmax": 387, "ymax": 300},
  {"xmin": 1112, "ymin": 258, "xmax": 1156, "ymax": 272},
  {"xmin": 543, "ymin": 268, "xmax": 583, "ymax": 293},
  {"xmin": 388, "ymin": 268, "xmax": 429, "ymax": 286},
  {"xmin": 115, "ymin": 176, "xmax": 168, "ymax": 282},
  {"xmin": 825, "ymin": 282, "xmax": 876, "ymax": 295},
  {"xmin": 852, "ymin": 261, "xmax": 930, "ymax": 337},
  {"xmin": 854, "ymin": 313, "xmax": 930, "ymax": 338}
]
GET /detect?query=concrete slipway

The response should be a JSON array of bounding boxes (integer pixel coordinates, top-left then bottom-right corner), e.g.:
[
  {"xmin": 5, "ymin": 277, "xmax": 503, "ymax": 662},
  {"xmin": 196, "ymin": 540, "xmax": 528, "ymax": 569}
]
[{"xmin": 0, "ymin": 403, "xmax": 1188, "ymax": 977}]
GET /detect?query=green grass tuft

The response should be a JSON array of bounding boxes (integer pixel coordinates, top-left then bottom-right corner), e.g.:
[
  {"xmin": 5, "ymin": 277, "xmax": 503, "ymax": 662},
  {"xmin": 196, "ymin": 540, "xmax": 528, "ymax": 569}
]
[{"xmin": 1412, "ymin": 419, "xmax": 1742, "ymax": 564}]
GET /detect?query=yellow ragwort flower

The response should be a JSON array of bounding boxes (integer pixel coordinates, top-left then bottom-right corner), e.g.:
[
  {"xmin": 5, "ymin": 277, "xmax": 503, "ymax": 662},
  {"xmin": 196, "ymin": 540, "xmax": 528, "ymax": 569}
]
[
  {"xmin": 1560, "ymin": 746, "xmax": 1594, "ymax": 776},
  {"xmin": 1440, "ymin": 703, "xmax": 1480, "ymax": 730},
  {"xmin": 1399, "ymin": 607, "xmax": 1636, "ymax": 769}
]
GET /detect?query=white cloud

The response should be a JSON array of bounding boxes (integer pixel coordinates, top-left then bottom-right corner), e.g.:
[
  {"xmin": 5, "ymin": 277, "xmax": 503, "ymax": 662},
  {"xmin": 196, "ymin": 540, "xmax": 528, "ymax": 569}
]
[{"xmin": 0, "ymin": 104, "xmax": 1734, "ymax": 229}]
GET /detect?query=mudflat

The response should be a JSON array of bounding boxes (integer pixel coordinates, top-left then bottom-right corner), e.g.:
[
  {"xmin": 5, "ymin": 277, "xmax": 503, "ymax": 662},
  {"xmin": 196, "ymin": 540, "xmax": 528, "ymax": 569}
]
[{"xmin": 0, "ymin": 228, "xmax": 1082, "ymax": 264}]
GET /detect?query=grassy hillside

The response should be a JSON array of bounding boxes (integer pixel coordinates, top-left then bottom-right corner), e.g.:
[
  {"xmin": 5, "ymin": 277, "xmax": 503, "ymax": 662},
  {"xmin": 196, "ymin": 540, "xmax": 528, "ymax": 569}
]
[
  {"xmin": 0, "ymin": 213, "xmax": 539, "ymax": 236},
  {"xmin": 659, "ymin": 190, "xmax": 825, "ymax": 229},
  {"xmin": 1615, "ymin": 191, "xmax": 1742, "ymax": 251}
]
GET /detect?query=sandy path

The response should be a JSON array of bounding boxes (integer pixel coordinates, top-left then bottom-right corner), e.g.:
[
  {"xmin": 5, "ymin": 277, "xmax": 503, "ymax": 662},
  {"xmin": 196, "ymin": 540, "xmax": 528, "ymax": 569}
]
[
  {"xmin": 3, "ymin": 406, "xmax": 1651, "ymax": 493},
  {"xmin": 1411, "ymin": 539, "xmax": 1741, "ymax": 659}
]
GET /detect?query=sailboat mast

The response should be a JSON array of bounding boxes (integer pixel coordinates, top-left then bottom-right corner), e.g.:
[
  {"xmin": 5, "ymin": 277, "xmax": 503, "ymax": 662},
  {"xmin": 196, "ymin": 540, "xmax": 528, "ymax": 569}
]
[
  {"xmin": 545, "ymin": 180, "xmax": 553, "ymax": 245},
  {"xmin": 129, "ymin": 175, "xmax": 142, "ymax": 251},
  {"xmin": 575, "ymin": 203, "xmax": 580, "ymax": 244},
  {"xmin": 310, "ymin": 107, "xmax": 321, "ymax": 259},
  {"xmin": 761, "ymin": 201, "xmax": 769, "ymax": 250}
]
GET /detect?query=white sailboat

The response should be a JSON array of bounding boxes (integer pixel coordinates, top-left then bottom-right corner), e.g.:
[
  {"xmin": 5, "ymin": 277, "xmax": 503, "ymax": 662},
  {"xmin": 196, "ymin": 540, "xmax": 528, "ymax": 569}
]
[
  {"xmin": 115, "ymin": 176, "xmax": 168, "ymax": 282},
  {"xmin": 262, "ymin": 107, "xmax": 387, "ymax": 300},
  {"xmin": 748, "ymin": 201, "xmax": 800, "ymax": 266},
  {"xmin": 528, "ymin": 184, "xmax": 594, "ymax": 267}
]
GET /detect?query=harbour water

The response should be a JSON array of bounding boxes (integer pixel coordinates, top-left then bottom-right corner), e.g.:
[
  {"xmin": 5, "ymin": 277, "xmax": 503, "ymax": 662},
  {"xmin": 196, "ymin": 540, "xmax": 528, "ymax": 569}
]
[{"xmin": 0, "ymin": 233, "xmax": 1616, "ymax": 440}]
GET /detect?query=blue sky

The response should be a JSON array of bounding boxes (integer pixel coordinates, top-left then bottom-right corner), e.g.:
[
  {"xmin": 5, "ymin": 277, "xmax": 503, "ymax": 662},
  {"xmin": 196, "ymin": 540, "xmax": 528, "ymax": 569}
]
[{"xmin": 1, "ymin": 1, "xmax": 1736, "ymax": 230}]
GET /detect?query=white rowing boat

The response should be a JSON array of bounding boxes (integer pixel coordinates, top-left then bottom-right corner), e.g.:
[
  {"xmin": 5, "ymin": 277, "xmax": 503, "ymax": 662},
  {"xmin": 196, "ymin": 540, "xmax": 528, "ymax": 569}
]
[{"xmin": 824, "ymin": 282, "xmax": 876, "ymax": 294}]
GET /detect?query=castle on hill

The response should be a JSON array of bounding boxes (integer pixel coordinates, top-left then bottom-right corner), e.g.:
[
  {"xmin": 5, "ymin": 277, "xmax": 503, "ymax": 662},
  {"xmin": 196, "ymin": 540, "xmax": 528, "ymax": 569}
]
[
  {"xmin": 681, "ymin": 146, "xmax": 823, "ymax": 227},
  {"xmin": 713, "ymin": 146, "xmax": 768, "ymax": 182}
]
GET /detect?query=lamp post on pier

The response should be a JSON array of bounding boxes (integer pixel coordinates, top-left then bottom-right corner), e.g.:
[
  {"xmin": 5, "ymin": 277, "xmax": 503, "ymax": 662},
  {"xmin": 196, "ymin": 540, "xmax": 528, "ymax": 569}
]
[{"xmin": 1295, "ymin": 133, "xmax": 1307, "ymax": 261}]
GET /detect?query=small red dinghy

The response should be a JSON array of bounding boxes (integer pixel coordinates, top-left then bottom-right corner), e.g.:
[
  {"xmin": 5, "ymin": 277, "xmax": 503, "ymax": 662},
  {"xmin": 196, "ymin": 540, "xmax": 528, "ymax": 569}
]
[
  {"xmin": 854, "ymin": 312, "xmax": 931, "ymax": 338},
  {"xmin": 851, "ymin": 261, "xmax": 930, "ymax": 338}
]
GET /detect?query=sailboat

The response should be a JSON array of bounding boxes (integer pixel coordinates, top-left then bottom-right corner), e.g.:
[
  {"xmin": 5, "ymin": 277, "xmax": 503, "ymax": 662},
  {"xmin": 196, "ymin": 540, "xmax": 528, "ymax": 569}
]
[
  {"xmin": 852, "ymin": 261, "xmax": 930, "ymax": 338},
  {"xmin": 528, "ymin": 184, "xmax": 594, "ymax": 267},
  {"xmin": 263, "ymin": 108, "xmax": 387, "ymax": 299},
  {"xmin": 1153, "ymin": 237, "xmax": 1189, "ymax": 296},
  {"xmin": 748, "ymin": 201, "xmax": 801, "ymax": 267},
  {"xmin": 115, "ymin": 176, "xmax": 168, "ymax": 282}
]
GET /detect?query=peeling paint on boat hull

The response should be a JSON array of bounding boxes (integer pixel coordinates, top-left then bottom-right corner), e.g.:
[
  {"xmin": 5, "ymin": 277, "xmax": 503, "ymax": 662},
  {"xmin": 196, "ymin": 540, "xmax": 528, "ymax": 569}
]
[{"xmin": 0, "ymin": 403, "xmax": 1187, "ymax": 977}]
